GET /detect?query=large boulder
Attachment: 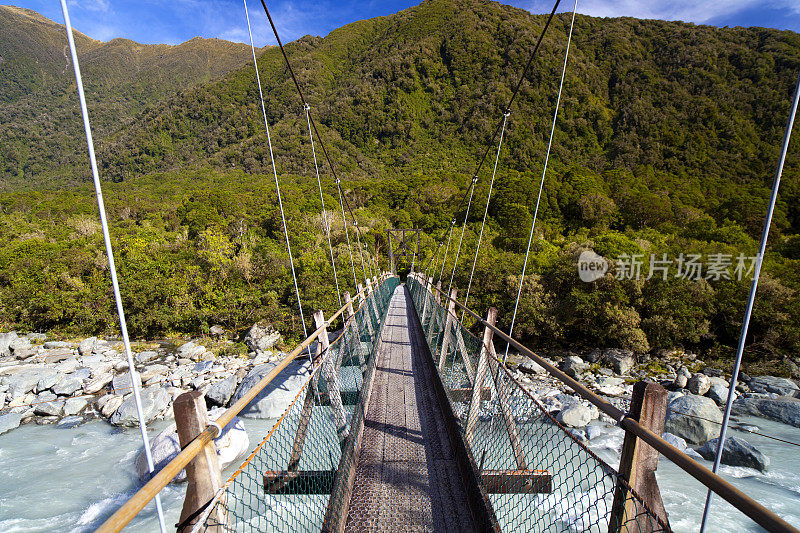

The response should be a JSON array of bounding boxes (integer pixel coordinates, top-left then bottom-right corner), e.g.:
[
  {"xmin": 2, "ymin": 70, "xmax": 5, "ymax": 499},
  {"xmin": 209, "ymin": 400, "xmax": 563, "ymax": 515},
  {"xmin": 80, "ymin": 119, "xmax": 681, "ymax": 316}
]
[
  {"xmin": 707, "ymin": 381, "xmax": 737, "ymax": 405},
  {"xmin": 230, "ymin": 360, "xmax": 311, "ymax": 418},
  {"xmin": 0, "ymin": 412, "xmax": 22, "ymax": 436},
  {"xmin": 747, "ymin": 376, "xmax": 799, "ymax": 396},
  {"xmin": 110, "ymin": 386, "xmax": 171, "ymax": 427},
  {"xmin": 557, "ymin": 404, "xmax": 592, "ymax": 428},
  {"xmin": 176, "ymin": 341, "xmax": 206, "ymax": 361},
  {"xmin": 78, "ymin": 337, "xmax": 97, "ymax": 356},
  {"xmin": 697, "ymin": 436, "xmax": 770, "ymax": 472},
  {"xmin": 6, "ymin": 368, "xmax": 49, "ymax": 399},
  {"xmin": 207, "ymin": 375, "xmax": 239, "ymax": 407},
  {"xmin": 664, "ymin": 394, "xmax": 723, "ymax": 444},
  {"xmin": 732, "ymin": 396, "xmax": 800, "ymax": 428},
  {"xmin": 518, "ymin": 358, "xmax": 545, "ymax": 375},
  {"xmin": 0, "ymin": 332, "xmax": 18, "ymax": 357},
  {"xmin": 53, "ymin": 376, "xmax": 83, "ymax": 396},
  {"xmin": 561, "ymin": 355, "xmax": 589, "ymax": 378},
  {"xmin": 134, "ymin": 408, "xmax": 249, "ymax": 482},
  {"xmin": 687, "ymin": 374, "xmax": 711, "ymax": 396},
  {"xmin": 603, "ymin": 349, "xmax": 636, "ymax": 375},
  {"xmin": 244, "ymin": 323, "xmax": 282, "ymax": 354},
  {"xmin": 113, "ymin": 372, "xmax": 143, "ymax": 394}
]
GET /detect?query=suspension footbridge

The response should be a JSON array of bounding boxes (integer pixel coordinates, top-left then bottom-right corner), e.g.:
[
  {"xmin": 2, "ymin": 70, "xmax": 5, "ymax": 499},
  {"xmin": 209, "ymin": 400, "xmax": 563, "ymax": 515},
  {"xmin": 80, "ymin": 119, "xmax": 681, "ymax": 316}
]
[{"xmin": 46, "ymin": 0, "xmax": 800, "ymax": 530}]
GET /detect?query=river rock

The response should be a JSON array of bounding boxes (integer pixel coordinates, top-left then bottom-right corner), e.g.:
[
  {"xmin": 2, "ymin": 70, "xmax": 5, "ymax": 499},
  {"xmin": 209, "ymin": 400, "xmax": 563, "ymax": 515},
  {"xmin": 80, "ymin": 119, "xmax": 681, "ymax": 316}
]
[
  {"xmin": 53, "ymin": 376, "xmax": 83, "ymax": 396},
  {"xmin": 673, "ymin": 374, "xmax": 688, "ymax": 389},
  {"xmin": 7, "ymin": 368, "xmax": 49, "ymax": 399},
  {"xmin": 9, "ymin": 337, "xmax": 32, "ymax": 357},
  {"xmin": 36, "ymin": 370, "xmax": 63, "ymax": 393},
  {"xmin": 244, "ymin": 322, "xmax": 282, "ymax": 354},
  {"xmin": 697, "ymin": 436, "xmax": 770, "ymax": 472},
  {"xmin": 561, "ymin": 355, "xmax": 589, "ymax": 378},
  {"xmin": 113, "ymin": 372, "xmax": 142, "ymax": 394},
  {"xmin": 63, "ymin": 397, "xmax": 89, "ymax": 416},
  {"xmin": 176, "ymin": 341, "xmax": 206, "ymax": 361},
  {"xmin": 78, "ymin": 337, "xmax": 97, "ymax": 356},
  {"xmin": 231, "ymin": 360, "xmax": 311, "ymax": 418},
  {"xmin": 135, "ymin": 351, "xmax": 158, "ymax": 364},
  {"xmin": 99, "ymin": 394, "xmax": 124, "ymax": 418},
  {"xmin": 207, "ymin": 374, "xmax": 239, "ymax": 407},
  {"xmin": 664, "ymin": 394, "xmax": 723, "ymax": 444},
  {"xmin": 110, "ymin": 386, "xmax": 170, "ymax": 426},
  {"xmin": 0, "ymin": 332, "xmax": 18, "ymax": 356},
  {"xmin": 141, "ymin": 364, "xmax": 169, "ymax": 383},
  {"xmin": 557, "ymin": 404, "xmax": 592, "ymax": 428},
  {"xmin": 596, "ymin": 376, "xmax": 626, "ymax": 396},
  {"xmin": 747, "ymin": 376, "xmax": 799, "ymax": 396},
  {"xmin": 661, "ymin": 432, "xmax": 688, "ymax": 451},
  {"xmin": 134, "ymin": 408, "xmax": 249, "ymax": 483},
  {"xmin": 732, "ymin": 396, "xmax": 800, "ymax": 428},
  {"xmin": 518, "ymin": 358, "xmax": 545, "ymax": 375},
  {"xmin": 707, "ymin": 381, "xmax": 736, "ymax": 405},
  {"xmin": 0, "ymin": 412, "xmax": 22, "ymax": 435},
  {"xmin": 209, "ymin": 325, "xmax": 225, "ymax": 337},
  {"xmin": 687, "ymin": 374, "xmax": 711, "ymax": 396},
  {"xmin": 604, "ymin": 349, "xmax": 635, "ymax": 375},
  {"xmin": 34, "ymin": 392, "xmax": 63, "ymax": 416}
]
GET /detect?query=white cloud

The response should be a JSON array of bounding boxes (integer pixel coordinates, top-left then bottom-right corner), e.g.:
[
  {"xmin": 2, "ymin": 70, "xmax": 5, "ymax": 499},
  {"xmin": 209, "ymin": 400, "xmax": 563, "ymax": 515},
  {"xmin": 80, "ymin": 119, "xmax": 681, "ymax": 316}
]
[{"xmin": 525, "ymin": 0, "xmax": 799, "ymax": 24}]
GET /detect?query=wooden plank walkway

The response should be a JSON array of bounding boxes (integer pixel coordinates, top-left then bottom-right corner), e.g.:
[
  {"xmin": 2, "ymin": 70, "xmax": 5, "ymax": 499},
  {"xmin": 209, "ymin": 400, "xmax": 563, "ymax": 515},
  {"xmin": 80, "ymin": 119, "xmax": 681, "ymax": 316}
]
[{"xmin": 344, "ymin": 285, "xmax": 479, "ymax": 532}]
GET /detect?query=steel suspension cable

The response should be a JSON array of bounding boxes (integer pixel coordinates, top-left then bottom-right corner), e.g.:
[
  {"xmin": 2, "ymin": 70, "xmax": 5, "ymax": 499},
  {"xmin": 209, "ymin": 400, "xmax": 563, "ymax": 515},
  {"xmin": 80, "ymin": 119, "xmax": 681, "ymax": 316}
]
[
  {"xmin": 304, "ymin": 103, "xmax": 342, "ymax": 307},
  {"xmin": 504, "ymin": 0, "xmax": 578, "ymax": 362},
  {"xmin": 447, "ymin": 176, "xmax": 478, "ymax": 297},
  {"xmin": 433, "ymin": 0, "xmax": 562, "ymax": 261},
  {"xmin": 461, "ymin": 111, "xmax": 510, "ymax": 320},
  {"xmin": 354, "ymin": 223, "xmax": 369, "ymax": 283},
  {"xmin": 438, "ymin": 220, "xmax": 455, "ymax": 284},
  {"xmin": 259, "ymin": 0, "xmax": 372, "ymax": 274},
  {"xmin": 336, "ymin": 178, "xmax": 359, "ymax": 291},
  {"xmin": 699, "ymin": 67, "xmax": 800, "ymax": 533},
  {"xmin": 244, "ymin": 0, "xmax": 310, "ymax": 347},
  {"xmin": 59, "ymin": 2, "xmax": 167, "ymax": 531}
]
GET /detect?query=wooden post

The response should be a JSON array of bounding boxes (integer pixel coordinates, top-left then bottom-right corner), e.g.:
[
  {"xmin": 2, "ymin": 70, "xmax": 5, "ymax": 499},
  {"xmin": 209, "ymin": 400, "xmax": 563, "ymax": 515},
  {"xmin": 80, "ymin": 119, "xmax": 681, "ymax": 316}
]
[
  {"xmin": 465, "ymin": 307, "xmax": 497, "ymax": 446},
  {"xmin": 174, "ymin": 391, "xmax": 224, "ymax": 532},
  {"xmin": 609, "ymin": 381, "xmax": 670, "ymax": 532},
  {"xmin": 485, "ymin": 342, "xmax": 527, "ymax": 470},
  {"xmin": 439, "ymin": 288, "xmax": 458, "ymax": 372},
  {"xmin": 343, "ymin": 291, "xmax": 364, "ymax": 366},
  {"xmin": 357, "ymin": 282, "xmax": 375, "ymax": 339},
  {"xmin": 315, "ymin": 310, "xmax": 348, "ymax": 444}
]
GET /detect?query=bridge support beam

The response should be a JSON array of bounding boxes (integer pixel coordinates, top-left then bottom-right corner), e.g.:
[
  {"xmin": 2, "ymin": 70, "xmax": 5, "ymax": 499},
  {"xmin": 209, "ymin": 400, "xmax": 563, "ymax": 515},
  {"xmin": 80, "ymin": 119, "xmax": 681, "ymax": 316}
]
[
  {"xmin": 465, "ymin": 307, "xmax": 497, "ymax": 446},
  {"xmin": 609, "ymin": 381, "xmax": 669, "ymax": 532},
  {"xmin": 438, "ymin": 288, "xmax": 458, "ymax": 372},
  {"xmin": 174, "ymin": 390, "xmax": 225, "ymax": 532}
]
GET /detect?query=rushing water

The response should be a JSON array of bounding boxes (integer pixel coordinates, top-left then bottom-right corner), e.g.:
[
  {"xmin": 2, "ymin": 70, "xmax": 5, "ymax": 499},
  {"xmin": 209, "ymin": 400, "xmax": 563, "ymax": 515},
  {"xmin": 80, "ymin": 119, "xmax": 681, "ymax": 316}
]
[{"xmin": 0, "ymin": 414, "xmax": 798, "ymax": 532}]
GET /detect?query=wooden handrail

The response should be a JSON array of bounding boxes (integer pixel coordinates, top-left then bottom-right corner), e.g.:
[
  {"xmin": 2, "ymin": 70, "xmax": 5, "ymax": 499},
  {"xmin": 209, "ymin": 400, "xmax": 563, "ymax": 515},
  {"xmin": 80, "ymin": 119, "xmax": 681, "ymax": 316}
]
[
  {"xmin": 409, "ymin": 274, "xmax": 799, "ymax": 533},
  {"xmin": 97, "ymin": 273, "xmax": 395, "ymax": 533}
]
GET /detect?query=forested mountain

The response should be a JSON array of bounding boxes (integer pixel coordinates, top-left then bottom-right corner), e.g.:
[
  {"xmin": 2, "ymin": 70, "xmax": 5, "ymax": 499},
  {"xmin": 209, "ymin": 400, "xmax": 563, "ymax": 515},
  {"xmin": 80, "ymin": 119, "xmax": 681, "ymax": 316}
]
[
  {"xmin": 2, "ymin": 0, "xmax": 800, "ymax": 375},
  {"xmin": 0, "ymin": 5, "xmax": 261, "ymax": 188}
]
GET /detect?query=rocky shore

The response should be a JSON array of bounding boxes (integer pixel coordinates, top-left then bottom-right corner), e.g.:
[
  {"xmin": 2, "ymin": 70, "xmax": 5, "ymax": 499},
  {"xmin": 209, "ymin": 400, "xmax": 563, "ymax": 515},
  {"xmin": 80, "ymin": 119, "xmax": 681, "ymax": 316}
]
[
  {"xmin": 504, "ymin": 347, "xmax": 800, "ymax": 473},
  {"xmin": 2, "ymin": 328, "xmax": 799, "ymax": 476},
  {"xmin": 0, "ymin": 323, "xmax": 292, "ymax": 436}
]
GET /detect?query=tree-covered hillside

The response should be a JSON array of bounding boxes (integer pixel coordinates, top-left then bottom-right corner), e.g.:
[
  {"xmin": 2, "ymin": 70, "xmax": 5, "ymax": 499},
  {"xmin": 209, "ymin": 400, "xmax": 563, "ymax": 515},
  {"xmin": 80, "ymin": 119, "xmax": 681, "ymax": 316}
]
[
  {"xmin": 0, "ymin": 5, "xmax": 262, "ymax": 189},
  {"xmin": 1, "ymin": 0, "xmax": 800, "ymax": 376}
]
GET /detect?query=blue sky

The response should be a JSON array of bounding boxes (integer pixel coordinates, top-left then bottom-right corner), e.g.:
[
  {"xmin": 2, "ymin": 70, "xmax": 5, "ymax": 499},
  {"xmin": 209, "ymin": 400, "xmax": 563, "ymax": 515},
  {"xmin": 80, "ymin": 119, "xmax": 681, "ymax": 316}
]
[{"xmin": 12, "ymin": 0, "xmax": 800, "ymax": 46}]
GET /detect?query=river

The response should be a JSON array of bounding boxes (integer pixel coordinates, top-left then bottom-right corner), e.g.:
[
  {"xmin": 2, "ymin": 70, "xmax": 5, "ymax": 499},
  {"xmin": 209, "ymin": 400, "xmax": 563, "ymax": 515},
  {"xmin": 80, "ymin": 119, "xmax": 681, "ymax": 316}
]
[{"xmin": 0, "ymin": 415, "xmax": 797, "ymax": 531}]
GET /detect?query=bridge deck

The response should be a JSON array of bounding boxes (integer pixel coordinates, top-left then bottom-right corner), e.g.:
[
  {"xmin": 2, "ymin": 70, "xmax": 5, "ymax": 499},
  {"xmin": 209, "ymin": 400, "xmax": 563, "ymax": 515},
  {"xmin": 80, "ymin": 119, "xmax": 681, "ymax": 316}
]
[{"xmin": 344, "ymin": 285, "xmax": 478, "ymax": 531}]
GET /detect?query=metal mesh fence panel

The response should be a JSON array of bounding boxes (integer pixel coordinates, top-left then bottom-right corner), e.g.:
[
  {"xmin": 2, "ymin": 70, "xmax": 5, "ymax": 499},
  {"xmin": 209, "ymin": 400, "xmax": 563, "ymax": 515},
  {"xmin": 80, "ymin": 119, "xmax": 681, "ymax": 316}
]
[
  {"xmin": 406, "ymin": 276, "xmax": 669, "ymax": 533},
  {"xmin": 198, "ymin": 277, "xmax": 399, "ymax": 532}
]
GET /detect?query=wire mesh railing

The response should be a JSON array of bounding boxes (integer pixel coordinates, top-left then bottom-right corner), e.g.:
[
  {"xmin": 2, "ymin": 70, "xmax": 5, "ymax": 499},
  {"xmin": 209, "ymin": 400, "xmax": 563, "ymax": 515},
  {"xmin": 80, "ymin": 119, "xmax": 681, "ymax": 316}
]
[
  {"xmin": 195, "ymin": 276, "xmax": 399, "ymax": 532},
  {"xmin": 407, "ymin": 274, "xmax": 671, "ymax": 533}
]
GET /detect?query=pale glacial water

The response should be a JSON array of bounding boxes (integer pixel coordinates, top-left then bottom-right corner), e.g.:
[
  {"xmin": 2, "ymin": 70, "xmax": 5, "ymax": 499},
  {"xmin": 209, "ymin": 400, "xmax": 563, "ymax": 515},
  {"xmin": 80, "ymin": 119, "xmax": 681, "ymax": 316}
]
[{"xmin": 0, "ymin": 414, "xmax": 798, "ymax": 532}]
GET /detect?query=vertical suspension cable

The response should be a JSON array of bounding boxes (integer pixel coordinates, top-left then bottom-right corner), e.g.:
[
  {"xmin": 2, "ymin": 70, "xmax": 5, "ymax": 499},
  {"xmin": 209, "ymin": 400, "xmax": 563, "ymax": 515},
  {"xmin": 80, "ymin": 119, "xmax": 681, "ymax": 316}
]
[
  {"xmin": 462, "ymin": 111, "xmax": 510, "ymax": 320},
  {"xmin": 426, "ymin": 242, "xmax": 443, "ymax": 279},
  {"xmin": 447, "ymin": 176, "xmax": 478, "ymax": 297},
  {"xmin": 336, "ymin": 179, "xmax": 359, "ymax": 292},
  {"xmin": 244, "ymin": 0, "xmax": 310, "ymax": 347},
  {"xmin": 305, "ymin": 104, "xmax": 342, "ymax": 307},
  {"xmin": 354, "ymin": 222, "xmax": 369, "ymax": 283},
  {"xmin": 504, "ymin": 1, "xmax": 578, "ymax": 362},
  {"xmin": 438, "ymin": 220, "xmax": 455, "ymax": 284},
  {"xmin": 699, "ymin": 67, "xmax": 800, "ymax": 533},
  {"xmin": 59, "ymin": 2, "xmax": 167, "ymax": 531}
]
